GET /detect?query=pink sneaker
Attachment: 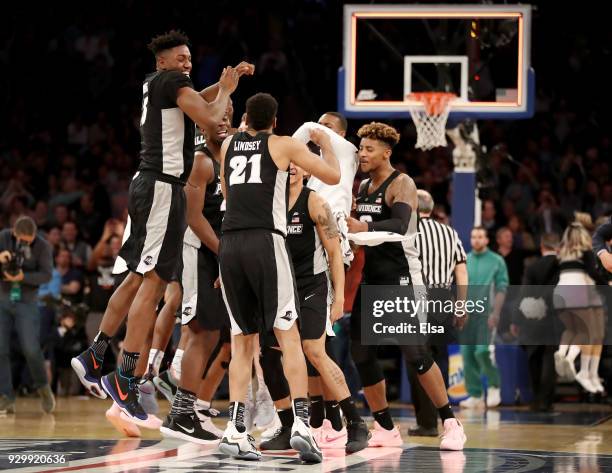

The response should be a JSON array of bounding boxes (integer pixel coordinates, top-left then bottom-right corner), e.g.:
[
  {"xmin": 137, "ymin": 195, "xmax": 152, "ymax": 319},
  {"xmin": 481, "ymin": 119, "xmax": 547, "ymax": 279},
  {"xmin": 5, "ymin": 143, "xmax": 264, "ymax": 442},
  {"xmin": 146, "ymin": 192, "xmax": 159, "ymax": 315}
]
[
  {"xmin": 119, "ymin": 410, "xmax": 162, "ymax": 430},
  {"xmin": 368, "ymin": 421, "xmax": 402, "ymax": 447},
  {"xmin": 317, "ymin": 419, "xmax": 347, "ymax": 449},
  {"xmin": 106, "ymin": 402, "xmax": 141, "ymax": 437},
  {"xmin": 439, "ymin": 418, "xmax": 466, "ymax": 451}
]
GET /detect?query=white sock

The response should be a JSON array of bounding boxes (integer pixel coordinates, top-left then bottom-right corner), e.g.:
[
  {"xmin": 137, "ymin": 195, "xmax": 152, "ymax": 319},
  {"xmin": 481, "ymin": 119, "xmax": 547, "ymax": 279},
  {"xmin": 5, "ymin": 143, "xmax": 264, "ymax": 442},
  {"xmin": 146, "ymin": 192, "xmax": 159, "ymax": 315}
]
[
  {"xmin": 579, "ymin": 355, "xmax": 592, "ymax": 376},
  {"xmin": 195, "ymin": 399, "xmax": 211, "ymax": 411},
  {"xmin": 557, "ymin": 344, "xmax": 569, "ymax": 357},
  {"xmin": 566, "ymin": 345, "xmax": 581, "ymax": 363},
  {"xmin": 589, "ymin": 355, "xmax": 601, "ymax": 379},
  {"xmin": 148, "ymin": 349, "xmax": 164, "ymax": 376},
  {"xmin": 171, "ymin": 349, "xmax": 184, "ymax": 380}
]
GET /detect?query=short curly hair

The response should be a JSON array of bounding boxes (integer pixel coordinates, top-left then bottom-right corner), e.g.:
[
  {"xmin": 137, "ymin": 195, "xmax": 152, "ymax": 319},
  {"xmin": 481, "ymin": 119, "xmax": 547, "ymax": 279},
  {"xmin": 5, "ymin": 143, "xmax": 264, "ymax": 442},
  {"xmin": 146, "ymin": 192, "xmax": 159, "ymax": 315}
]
[
  {"xmin": 147, "ymin": 30, "xmax": 191, "ymax": 56},
  {"xmin": 357, "ymin": 122, "xmax": 400, "ymax": 148}
]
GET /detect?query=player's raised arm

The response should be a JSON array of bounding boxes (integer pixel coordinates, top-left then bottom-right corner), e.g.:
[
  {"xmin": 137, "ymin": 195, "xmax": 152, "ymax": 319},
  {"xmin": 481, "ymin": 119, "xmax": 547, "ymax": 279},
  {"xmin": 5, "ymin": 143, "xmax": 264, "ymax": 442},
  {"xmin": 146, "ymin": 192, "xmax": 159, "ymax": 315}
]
[
  {"xmin": 177, "ymin": 67, "xmax": 238, "ymax": 130},
  {"xmin": 199, "ymin": 62, "xmax": 254, "ymax": 101},
  {"xmin": 284, "ymin": 131, "xmax": 340, "ymax": 185}
]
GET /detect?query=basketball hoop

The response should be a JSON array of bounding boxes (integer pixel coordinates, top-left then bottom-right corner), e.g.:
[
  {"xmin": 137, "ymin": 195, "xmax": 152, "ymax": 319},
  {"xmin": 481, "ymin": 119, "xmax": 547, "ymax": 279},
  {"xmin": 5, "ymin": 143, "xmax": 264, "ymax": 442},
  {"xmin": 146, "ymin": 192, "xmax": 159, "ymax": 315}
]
[{"xmin": 407, "ymin": 92, "xmax": 456, "ymax": 150}]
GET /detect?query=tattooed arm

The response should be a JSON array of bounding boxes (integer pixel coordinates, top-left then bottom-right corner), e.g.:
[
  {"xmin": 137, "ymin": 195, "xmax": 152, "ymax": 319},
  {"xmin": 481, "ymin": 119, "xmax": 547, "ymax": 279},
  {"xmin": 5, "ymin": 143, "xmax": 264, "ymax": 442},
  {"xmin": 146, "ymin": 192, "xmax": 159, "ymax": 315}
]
[{"xmin": 309, "ymin": 191, "xmax": 344, "ymax": 323}]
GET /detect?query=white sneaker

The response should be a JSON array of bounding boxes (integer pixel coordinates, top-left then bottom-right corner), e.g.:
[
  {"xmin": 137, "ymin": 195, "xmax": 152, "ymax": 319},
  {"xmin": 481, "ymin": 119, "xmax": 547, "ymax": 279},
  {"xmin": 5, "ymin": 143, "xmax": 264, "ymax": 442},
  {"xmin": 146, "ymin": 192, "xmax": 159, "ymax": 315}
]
[
  {"xmin": 253, "ymin": 385, "xmax": 275, "ymax": 428},
  {"xmin": 290, "ymin": 417, "xmax": 322, "ymax": 463},
  {"xmin": 575, "ymin": 371, "xmax": 598, "ymax": 394},
  {"xmin": 195, "ymin": 407, "xmax": 224, "ymax": 438},
  {"xmin": 219, "ymin": 421, "xmax": 261, "ymax": 460},
  {"xmin": 565, "ymin": 358, "xmax": 577, "ymax": 381},
  {"xmin": 591, "ymin": 375, "xmax": 605, "ymax": 393},
  {"xmin": 554, "ymin": 351, "xmax": 567, "ymax": 378},
  {"xmin": 260, "ymin": 413, "xmax": 282, "ymax": 441},
  {"xmin": 459, "ymin": 396, "xmax": 484, "ymax": 409},
  {"xmin": 137, "ymin": 379, "xmax": 159, "ymax": 414},
  {"xmin": 486, "ymin": 387, "xmax": 501, "ymax": 408}
]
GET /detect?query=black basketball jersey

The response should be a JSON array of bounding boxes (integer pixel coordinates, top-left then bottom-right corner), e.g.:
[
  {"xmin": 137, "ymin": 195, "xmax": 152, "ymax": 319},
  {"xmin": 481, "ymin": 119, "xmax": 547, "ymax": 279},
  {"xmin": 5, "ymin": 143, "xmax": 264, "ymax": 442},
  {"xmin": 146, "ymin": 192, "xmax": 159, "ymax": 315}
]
[
  {"xmin": 222, "ymin": 132, "xmax": 289, "ymax": 235},
  {"xmin": 287, "ymin": 187, "xmax": 327, "ymax": 281},
  {"xmin": 138, "ymin": 70, "xmax": 195, "ymax": 185},
  {"xmin": 355, "ymin": 170, "xmax": 422, "ymax": 284}
]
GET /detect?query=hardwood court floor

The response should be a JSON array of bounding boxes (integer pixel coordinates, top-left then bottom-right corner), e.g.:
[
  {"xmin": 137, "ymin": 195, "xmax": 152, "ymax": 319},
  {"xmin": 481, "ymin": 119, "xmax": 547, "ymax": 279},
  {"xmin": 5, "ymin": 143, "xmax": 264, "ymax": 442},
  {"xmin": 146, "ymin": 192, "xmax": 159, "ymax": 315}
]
[{"xmin": 1, "ymin": 397, "xmax": 612, "ymax": 472}]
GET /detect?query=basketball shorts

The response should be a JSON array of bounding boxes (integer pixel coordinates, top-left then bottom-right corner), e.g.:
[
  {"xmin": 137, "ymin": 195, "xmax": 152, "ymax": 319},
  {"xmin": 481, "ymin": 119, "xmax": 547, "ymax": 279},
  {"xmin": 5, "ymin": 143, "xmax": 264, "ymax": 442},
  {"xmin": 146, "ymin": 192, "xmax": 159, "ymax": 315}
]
[
  {"xmin": 261, "ymin": 272, "xmax": 332, "ymax": 347},
  {"xmin": 219, "ymin": 229, "xmax": 299, "ymax": 336},
  {"xmin": 118, "ymin": 172, "xmax": 186, "ymax": 283},
  {"xmin": 181, "ymin": 243, "xmax": 228, "ymax": 330}
]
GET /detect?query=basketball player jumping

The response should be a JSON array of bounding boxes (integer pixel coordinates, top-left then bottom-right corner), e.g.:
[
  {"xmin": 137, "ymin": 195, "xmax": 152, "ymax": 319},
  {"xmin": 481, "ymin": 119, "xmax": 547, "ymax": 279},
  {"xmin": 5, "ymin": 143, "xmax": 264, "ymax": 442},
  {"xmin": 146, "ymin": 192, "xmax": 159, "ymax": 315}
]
[
  {"xmin": 217, "ymin": 93, "xmax": 340, "ymax": 462},
  {"xmin": 346, "ymin": 122, "xmax": 466, "ymax": 451},
  {"xmin": 74, "ymin": 30, "xmax": 250, "ymax": 427}
]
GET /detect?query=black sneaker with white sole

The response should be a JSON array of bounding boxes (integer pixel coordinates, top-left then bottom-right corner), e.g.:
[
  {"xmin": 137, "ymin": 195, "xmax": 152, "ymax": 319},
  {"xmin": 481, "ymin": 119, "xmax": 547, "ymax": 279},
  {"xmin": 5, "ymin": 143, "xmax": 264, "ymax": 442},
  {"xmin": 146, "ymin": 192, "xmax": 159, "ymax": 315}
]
[
  {"xmin": 290, "ymin": 418, "xmax": 322, "ymax": 464},
  {"xmin": 259, "ymin": 426, "xmax": 292, "ymax": 450},
  {"xmin": 160, "ymin": 412, "xmax": 220, "ymax": 444}
]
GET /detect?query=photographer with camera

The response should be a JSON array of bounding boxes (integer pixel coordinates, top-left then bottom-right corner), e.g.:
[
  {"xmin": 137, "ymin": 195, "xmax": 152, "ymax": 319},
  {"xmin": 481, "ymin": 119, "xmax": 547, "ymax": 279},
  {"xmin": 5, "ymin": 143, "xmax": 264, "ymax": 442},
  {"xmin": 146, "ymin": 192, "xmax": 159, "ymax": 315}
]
[{"xmin": 0, "ymin": 216, "xmax": 55, "ymax": 414}]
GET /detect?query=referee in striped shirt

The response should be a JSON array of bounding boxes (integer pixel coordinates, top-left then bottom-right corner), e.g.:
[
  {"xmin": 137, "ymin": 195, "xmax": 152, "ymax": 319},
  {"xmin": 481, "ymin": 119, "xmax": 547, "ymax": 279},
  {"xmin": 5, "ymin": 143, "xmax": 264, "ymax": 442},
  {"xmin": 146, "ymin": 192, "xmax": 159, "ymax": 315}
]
[{"xmin": 407, "ymin": 190, "xmax": 468, "ymax": 437}]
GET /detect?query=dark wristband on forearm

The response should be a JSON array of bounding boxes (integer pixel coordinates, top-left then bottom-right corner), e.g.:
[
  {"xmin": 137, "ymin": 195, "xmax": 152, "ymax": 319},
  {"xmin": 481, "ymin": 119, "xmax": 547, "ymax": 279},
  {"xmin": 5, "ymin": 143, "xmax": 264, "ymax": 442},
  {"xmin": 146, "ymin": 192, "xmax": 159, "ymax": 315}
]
[{"xmin": 366, "ymin": 202, "xmax": 412, "ymax": 234}]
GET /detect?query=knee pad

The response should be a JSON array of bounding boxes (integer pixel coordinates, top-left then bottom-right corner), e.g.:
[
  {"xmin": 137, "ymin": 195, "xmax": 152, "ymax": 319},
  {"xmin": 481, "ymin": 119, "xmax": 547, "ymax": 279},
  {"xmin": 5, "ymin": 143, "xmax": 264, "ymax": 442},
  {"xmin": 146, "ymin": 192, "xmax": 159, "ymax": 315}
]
[
  {"xmin": 402, "ymin": 345, "xmax": 435, "ymax": 375},
  {"xmin": 260, "ymin": 346, "xmax": 290, "ymax": 401},
  {"xmin": 306, "ymin": 357, "xmax": 319, "ymax": 377},
  {"xmin": 356, "ymin": 360, "xmax": 384, "ymax": 387}
]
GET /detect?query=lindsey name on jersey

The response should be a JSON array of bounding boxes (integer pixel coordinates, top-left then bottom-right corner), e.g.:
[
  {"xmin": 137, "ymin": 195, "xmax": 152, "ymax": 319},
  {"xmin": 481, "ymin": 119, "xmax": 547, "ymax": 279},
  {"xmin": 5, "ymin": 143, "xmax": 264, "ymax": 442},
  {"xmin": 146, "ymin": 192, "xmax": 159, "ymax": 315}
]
[
  {"xmin": 138, "ymin": 70, "xmax": 195, "ymax": 186},
  {"xmin": 222, "ymin": 132, "xmax": 288, "ymax": 236}
]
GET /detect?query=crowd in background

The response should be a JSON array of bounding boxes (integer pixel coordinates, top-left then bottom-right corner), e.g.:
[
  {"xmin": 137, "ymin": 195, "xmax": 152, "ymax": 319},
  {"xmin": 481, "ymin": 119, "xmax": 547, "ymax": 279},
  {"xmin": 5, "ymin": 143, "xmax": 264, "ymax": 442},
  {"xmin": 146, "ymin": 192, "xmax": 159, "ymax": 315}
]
[{"xmin": 1, "ymin": 1, "xmax": 611, "ymax": 399}]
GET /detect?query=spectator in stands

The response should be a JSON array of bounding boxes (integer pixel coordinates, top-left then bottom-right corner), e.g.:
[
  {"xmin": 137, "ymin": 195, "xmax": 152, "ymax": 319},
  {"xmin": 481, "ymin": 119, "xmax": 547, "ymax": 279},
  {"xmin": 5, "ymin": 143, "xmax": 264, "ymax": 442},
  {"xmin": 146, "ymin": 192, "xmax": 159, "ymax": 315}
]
[
  {"xmin": 61, "ymin": 222, "xmax": 91, "ymax": 268},
  {"xmin": 75, "ymin": 193, "xmax": 104, "ymax": 245},
  {"xmin": 530, "ymin": 190, "xmax": 567, "ymax": 240},
  {"xmin": 481, "ymin": 199, "xmax": 499, "ymax": 242},
  {"xmin": 51, "ymin": 205, "xmax": 70, "ymax": 229},
  {"xmin": 507, "ymin": 215, "xmax": 536, "ymax": 251},
  {"xmin": 55, "ymin": 249, "xmax": 84, "ymax": 304}
]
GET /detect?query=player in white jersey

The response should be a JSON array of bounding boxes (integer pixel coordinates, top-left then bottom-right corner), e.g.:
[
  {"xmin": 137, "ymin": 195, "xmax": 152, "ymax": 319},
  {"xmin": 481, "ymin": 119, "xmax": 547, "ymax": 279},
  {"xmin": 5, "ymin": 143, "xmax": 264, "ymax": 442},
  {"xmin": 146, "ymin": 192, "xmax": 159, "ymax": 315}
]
[{"xmin": 292, "ymin": 112, "xmax": 358, "ymax": 265}]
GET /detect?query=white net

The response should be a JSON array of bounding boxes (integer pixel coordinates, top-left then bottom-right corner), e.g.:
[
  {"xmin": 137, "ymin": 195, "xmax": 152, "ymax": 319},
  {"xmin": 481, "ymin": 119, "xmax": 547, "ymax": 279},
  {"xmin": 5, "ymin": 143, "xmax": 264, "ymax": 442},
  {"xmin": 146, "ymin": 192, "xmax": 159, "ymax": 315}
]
[{"xmin": 407, "ymin": 92, "xmax": 456, "ymax": 151}]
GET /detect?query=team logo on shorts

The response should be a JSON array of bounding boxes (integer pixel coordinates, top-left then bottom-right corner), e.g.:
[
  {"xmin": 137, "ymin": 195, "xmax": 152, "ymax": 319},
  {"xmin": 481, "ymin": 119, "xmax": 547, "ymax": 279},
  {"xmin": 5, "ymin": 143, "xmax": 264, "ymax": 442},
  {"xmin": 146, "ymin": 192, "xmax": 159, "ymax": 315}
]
[
  {"xmin": 144, "ymin": 255, "xmax": 153, "ymax": 265},
  {"xmin": 280, "ymin": 311, "xmax": 294, "ymax": 322},
  {"xmin": 183, "ymin": 307, "xmax": 192, "ymax": 316}
]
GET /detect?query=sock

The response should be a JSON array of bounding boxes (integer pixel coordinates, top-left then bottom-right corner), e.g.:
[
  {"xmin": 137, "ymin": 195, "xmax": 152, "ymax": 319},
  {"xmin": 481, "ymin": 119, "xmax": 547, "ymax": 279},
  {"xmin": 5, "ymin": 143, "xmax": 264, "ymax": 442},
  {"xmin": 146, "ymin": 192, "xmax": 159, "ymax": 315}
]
[
  {"xmin": 437, "ymin": 403, "xmax": 455, "ymax": 422},
  {"xmin": 579, "ymin": 355, "xmax": 592, "ymax": 376},
  {"xmin": 171, "ymin": 349, "xmax": 184, "ymax": 380},
  {"xmin": 148, "ymin": 349, "xmax": 164, "ymax": 376},
  {"xmin": 339, "ymin": 397, "xmax": 361, "ymax": 424},
  {"xmin": 278, "ymin": 408, "xmax": 293, "ymax": 428},
  {"xmin": 325, "ymin": 400, "xmax": 343, "ymax": 431},
  {"xmin": 373, "ymin": 408, "xmax": 394, "ymax": 431},
  {"xmin": 170, "ymin": 388, "xmax": 196, "ymax": 416},
  {"xmin": 91, "ymin": 331, "xmax": 110, "ymax": 360},
  {"xmin": 589, "ymin": 355, "xmax": 601, "ymax": 379},
  {"xmin": 119, "ymin": 351, "xmax": 139, "ymax": 377},
  {"xmin": 195, "ymin": 399, "xmax": 211, "ymax": 411},
  {"xmin": 293, "ymin": 398, "xmax": 310, "ymax": 426},
  {"xmin": 309, "ymin": 395, "xmax": 324, "ymax": 428},
  {"xmin": 566, "ymin": 345, "xmax": 581, "ymax": 363},
  {"xmin": 557, "ymin": 344, "xmax": 569, "ymax": 357},
  {"xmin": 229, "ymin": 401, "xmax": 246, "ymax": 433}
]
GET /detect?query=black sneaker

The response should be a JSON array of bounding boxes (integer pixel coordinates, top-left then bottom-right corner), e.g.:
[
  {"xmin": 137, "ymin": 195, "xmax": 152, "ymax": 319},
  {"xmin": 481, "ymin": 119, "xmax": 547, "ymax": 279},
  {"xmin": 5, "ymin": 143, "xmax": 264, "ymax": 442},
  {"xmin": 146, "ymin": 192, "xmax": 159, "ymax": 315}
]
[
  {"xmin": 259, "ymin": 426, "xmax": 292, "ymax": 450},
  {"xmin": 71, "ymin": 348, "xmax": 107, "ymax": 399},
  {"xmin": 160, "ymin": 412, "xmax": 220, "ymax": 444},
  {"xmin": 345, "ymin": 420, "xmax": 369, "ymax": 453},
  {"xmin": 101, "ymin": 370, "xmax": 148, "ymax": 424}
]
